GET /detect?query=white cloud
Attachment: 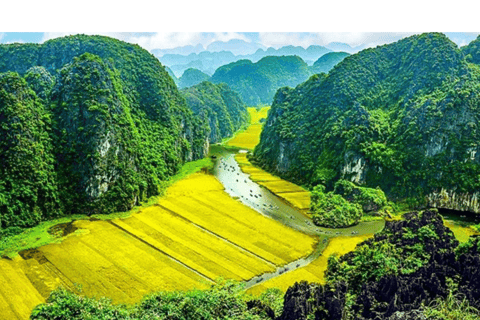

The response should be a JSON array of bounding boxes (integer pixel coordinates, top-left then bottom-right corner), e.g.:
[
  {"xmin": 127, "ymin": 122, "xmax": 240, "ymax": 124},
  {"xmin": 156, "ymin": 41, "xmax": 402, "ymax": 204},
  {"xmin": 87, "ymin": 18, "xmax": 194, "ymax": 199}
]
[
  {"xmin": 258, "ymin": 33, "xmax": 320, "ymax": 49},
  {"xmin": 128, "ymin": 33, "xmax": 205, "ymax": 51},
  {"xmin": 210, "ymin": 32, "xmax": 250, "ymax": 44},
  {"xmin": 0, "ymin": 33, "xmax": 4, "ymax": 42},
  {"xmin": 258, "ymin": 32, "xmax": 421, "ymax": 49},
  {"xmin": 41, "ymin": 32, "xmax": 253, "ymax": 52}
]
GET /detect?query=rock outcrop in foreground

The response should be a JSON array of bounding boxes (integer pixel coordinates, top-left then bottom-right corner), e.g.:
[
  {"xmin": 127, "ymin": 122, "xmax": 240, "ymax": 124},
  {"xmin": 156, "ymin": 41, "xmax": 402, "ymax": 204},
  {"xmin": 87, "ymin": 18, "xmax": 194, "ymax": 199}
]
[{"xmin": 279, "ymin": 210, "xmax": 480, "ymax": 320}]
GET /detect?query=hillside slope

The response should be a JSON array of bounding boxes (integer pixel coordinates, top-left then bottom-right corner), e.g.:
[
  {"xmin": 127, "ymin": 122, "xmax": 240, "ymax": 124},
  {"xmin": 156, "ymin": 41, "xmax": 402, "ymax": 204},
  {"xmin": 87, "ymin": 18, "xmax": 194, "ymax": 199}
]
[
  {"xmin": 0, "ymin": 35, "xmax": 209, "ymax": 228},
  {"xmin": 181, "ymin": 81, "xmax": 248, "ymax": 143},
  {"xmin": 254, "ymin": 33, "xmax": 480, "ymax": 212},
  {"xmin": 210, "ymin": 56, "xmax": 311, "ymax": 106}
]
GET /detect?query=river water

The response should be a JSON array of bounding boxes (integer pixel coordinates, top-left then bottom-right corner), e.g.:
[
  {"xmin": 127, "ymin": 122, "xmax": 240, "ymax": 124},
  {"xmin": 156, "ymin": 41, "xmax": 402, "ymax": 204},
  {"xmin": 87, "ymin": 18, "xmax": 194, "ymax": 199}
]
[{"xmin": 209, "ymin": 145, "xmax": 385, "ymax": 288}]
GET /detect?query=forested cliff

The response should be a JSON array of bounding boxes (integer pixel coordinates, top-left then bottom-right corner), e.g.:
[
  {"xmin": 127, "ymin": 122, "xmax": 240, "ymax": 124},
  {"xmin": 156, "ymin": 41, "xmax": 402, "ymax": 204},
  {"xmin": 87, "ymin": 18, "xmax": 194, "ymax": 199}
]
[
  {"xmin": 254, "ymin": 33, "xmax": 480, "ymax": 212},
  {"xmin": 0, "ymin": 35, "xmax": 210, "ymax": 229}
]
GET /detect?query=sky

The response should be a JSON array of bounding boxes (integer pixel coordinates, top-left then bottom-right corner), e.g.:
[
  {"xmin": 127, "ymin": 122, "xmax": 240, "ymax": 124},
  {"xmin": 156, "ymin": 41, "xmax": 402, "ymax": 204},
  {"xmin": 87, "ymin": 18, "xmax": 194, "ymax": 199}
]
[
  {"xmin": 1, "ymin": 32, "xmax": 479, "ymax": 53},
  {"xmin": 1, "ymin": 1, "xmax": 479, "ymax": 53}
]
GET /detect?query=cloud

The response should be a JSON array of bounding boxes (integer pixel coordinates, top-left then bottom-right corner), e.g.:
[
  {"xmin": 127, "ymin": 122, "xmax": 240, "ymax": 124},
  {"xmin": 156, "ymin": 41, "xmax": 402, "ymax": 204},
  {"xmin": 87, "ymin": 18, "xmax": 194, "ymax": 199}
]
[
  {"xmin": 41, "ymin": 32, "xmax": 252, "ymax": 52},
  {"xmin": 258, "ymin": 32, "xmax": 420, "ymax": 49},
  {"xmin": 0, "ymin": 33, "xmax": 4, "ymax": 42},
  {"xmin": 258, "ymin": 33, "xmax": 321, "ymax": 48}
]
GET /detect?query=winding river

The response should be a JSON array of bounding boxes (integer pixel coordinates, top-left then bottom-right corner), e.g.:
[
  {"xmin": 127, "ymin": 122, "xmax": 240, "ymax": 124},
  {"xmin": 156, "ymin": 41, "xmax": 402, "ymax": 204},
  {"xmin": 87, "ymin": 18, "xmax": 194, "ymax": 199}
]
[{"xmin": 209, "ymin": 145, "xmax": 385, "ymax": 288}]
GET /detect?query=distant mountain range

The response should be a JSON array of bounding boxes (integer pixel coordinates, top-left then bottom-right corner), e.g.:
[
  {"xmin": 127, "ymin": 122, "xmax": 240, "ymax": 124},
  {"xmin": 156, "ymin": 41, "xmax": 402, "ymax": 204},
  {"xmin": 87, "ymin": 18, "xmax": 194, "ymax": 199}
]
[{"xmin": 153, "ymin": 39, "xmax": 362, "ymax": 77}]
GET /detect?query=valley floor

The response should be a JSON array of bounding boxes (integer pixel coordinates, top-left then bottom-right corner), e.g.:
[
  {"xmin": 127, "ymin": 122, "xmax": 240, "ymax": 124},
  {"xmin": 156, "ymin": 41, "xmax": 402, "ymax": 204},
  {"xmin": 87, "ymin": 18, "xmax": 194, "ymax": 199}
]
[{"xmin": 0, "ymin": 173, "xmax": 316, "ymax": 320}]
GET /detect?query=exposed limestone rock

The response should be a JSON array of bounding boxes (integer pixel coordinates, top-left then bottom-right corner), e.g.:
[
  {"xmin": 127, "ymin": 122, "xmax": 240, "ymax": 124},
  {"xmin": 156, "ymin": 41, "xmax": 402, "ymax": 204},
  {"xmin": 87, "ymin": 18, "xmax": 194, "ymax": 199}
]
[
  {"xmin": 428, "ymin": 188, "xmax": 480, "ymax": 214},
  {"xmin": 341, "ymin": 151, "xmax": 367, "ymax": 184}
]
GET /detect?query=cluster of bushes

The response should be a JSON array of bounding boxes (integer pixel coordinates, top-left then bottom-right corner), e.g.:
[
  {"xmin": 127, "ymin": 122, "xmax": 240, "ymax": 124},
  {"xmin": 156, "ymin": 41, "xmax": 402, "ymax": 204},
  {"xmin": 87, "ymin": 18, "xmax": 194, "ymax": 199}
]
[
  {"xmin": 310, "ymin": 180, "xmax": 388, "ymax": 228},
  {"xmin": 31, "ymin": 281, "xmax": 283, "ymax": 320}
]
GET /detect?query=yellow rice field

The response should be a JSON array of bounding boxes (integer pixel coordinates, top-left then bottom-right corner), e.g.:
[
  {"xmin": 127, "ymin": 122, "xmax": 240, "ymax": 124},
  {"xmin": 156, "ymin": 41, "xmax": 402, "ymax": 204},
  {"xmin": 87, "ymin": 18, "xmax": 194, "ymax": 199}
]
[
  {"xmin": 0, "ymin": 171, "xmax": 316, "ymax": 319},
  {"xmin": 444, "ymin": 221, "xmax": 480, "ymax": 243},
  {"xmin": 235, "ymin": 153, "xmax": 311, "ymax": 212},
  {"xmin": 226, "ymin": 107, "xmax": 270, "ymax": 150},
  {"xmin": 247, "ymin": 234, "xmax": 373, "ymax": 295},
  {"xmin": 226, "ymin": 106, "xmax": 311, "ymax": 212}
]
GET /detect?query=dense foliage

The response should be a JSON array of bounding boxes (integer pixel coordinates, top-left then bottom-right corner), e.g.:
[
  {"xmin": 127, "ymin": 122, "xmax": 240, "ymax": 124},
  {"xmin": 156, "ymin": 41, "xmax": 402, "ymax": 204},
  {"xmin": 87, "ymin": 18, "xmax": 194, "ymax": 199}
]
[
  {"xmin": 310, "ymin": 51, "xmax": 350, "ymax": 74},
  {"xmin": 31, "ymin": 281, "xmax": 283, "ymax": 320},
  {"xmin": 178, "ymin": 68, "xmax": 211, "ymax": 88},
  {"xmin": 254, "ymin": 33, "xmax": 480, "ymax": 207},
  {"xmin": 0, "ymin": 34, "xmax": 210, "ymax": 229},
  {"xmin": 181, "ymin": 81, "xmax": 249, "ymax": 143},
  {"xmin": 0, "ymin": 73, "xmax": 59, "ymax": 228},
  {"xmin": 326, "ymin": 210, "xmax": 456, "ymax": 292},
  {"xmin": 310, "ymin": 185, "xmax": 362, "ymax": 227},
  {"xmin": 210, "ymin": 56, "xmax": 312, "ymax": 106}
]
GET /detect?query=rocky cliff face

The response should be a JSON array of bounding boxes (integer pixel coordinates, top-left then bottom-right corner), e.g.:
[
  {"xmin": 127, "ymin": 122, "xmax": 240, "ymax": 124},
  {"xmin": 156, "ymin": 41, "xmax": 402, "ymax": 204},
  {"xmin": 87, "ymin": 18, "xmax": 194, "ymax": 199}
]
[
  {"xmin": 51, "ymin": 53, "xmax": 142, "ymax": 214},
  {"xmin": 254, "ymin": 33, "xmax": 480, "ymax": 212},
  {"xmin": 428, "ymin": 189, "xmax": 480, "ymax": 213}
]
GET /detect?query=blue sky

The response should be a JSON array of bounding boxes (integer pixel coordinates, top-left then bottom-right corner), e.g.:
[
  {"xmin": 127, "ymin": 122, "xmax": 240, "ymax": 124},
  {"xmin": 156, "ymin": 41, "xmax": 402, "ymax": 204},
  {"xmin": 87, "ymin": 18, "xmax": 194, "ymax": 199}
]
[{"xmin": 1, "ymin": 32, "xmax": 478, "ymax": 53}]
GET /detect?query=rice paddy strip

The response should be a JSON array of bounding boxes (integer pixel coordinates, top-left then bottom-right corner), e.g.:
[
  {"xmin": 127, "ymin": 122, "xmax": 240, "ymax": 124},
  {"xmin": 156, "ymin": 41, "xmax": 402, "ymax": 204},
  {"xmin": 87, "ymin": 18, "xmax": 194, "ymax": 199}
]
[
  {"xmin": 0, "ymin": 259, "xmax": 44, "ymax": 320},
  {"xmin": 75, "ymin": 220, "xmax": 200, "ymax": 293},
  {"xmin": 193, "ymin": 191, "xmax": 314, "ymax": 254},
  {"xmin": 111, "ymin": 219, "xmax": 217, "ymax": 283},
  {"xmin": 138, "ymin": 206, "xmax": 272, "ymax": 274},
  {"xmin": 20, "ymin": 258, "xmax": 63, "ymax": 299},
  {"xmin": 161, "ymin": 191, "xmax": 315, "ymax": 265},
  {"xmin": 77, "ymin": 220, "xmax": 208, "ymax": 292},
  {"xmin": 129, "ymin": 212, "xmax": 272, "ymax": 280},
  {"xmin": 160, "ymin": 198, "xmax": 288, "ymax": 265},
  {"xmin": 40, "ymin": 240, "xmax": 132, "ymax": 302},
  {"xmin": 247, "ymin": 234, "xmax": 373, "ymax": 295},
  {"xmin": 226, "ymin": 107, "xmax": 270, "ymax": 150}
]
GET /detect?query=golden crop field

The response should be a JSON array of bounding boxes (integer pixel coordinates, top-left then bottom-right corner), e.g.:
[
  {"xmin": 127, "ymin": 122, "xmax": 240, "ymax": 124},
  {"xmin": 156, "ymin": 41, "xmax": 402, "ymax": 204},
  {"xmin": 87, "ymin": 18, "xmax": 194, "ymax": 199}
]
[
  {"xmin": 226, "ymin": 107, "xmax": 270, "ymax": 150},
  {"xmin": 444, "ymin": 221, "xmax": 479, "ymax": 243},
  {"xmin": 0, "ymin": 172, "xmax": 316, "ymax": 319},
  {"xmin": 235, "ymin": 153, "xmax": 311, "ymax": 212},
  {"xmin": 247, "ymin": 234, "xmax": 373, "ymax": 295}
]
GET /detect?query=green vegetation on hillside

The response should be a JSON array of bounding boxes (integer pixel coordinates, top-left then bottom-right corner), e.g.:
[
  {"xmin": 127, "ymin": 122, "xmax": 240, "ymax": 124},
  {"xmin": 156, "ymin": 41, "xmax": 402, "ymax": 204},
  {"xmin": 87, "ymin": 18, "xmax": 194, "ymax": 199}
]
[
  {"xmin": 178, "ymin": 68, "xmax": 210, "ymax": 88},
  {"xmin": 0, "ymin": 72, "xmax": 59, "ymax": 229},
  {"xmin": 210, "ymin": 56, "xmax": 311, "ymax": 106},
  {"xmin": 182, "ymin": 81, "xmax": 249, "ymax": 143},
  {"xmin": 254, "ymin": 33, "xmax": 480, "ymax": 207},
  {"xmin": 310, "ymin": 185, "xmax": 363, "ymax": 228},
  {"xmin": 310, "ymin": 51, "xmax": 350, "ymax": 74},
  {"xmin": 0, "ymin": 34, "xmax": 210, "ymax": 230}
]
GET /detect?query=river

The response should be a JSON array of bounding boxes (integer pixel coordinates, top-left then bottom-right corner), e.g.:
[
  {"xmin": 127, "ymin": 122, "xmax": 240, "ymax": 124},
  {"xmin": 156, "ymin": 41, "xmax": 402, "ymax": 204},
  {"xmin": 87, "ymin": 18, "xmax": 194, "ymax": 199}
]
[{"xmin": 209, "ymin": 145, "xmax": 385, "ymax": 288}]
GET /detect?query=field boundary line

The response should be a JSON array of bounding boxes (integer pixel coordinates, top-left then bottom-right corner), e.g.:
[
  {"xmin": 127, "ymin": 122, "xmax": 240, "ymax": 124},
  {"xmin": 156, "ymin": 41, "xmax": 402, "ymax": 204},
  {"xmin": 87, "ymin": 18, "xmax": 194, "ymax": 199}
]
[
  {"xmin": 107, "ymin": 221, "xmax": 216, "ymax": 284},
  {"xmin": 154, "ymin": 204, "xmax": 277, "ymax": 268}
]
